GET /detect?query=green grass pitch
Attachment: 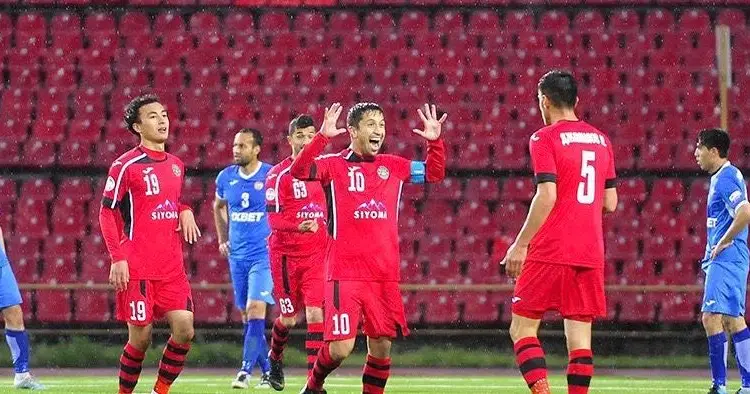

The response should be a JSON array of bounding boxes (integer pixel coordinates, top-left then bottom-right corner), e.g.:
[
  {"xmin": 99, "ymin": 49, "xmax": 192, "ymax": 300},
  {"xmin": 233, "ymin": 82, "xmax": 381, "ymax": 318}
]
[{"xmin": 0, "ymin": 373, "xmax": 715, "ymax": 393}]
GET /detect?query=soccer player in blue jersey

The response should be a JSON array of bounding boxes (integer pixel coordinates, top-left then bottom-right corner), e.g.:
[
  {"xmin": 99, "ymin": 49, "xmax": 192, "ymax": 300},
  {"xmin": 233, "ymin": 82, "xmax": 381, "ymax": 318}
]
[
  {"xmin": 695, "ymin": 128, "xmax": 750, "ymax": 394},
  {"xmin": 213, "ymin": 128, "xmax": 275, "ymax": 389},
  {"xmin": 0, "ymin": 225, "xmax": 43, "ymax": 390}
]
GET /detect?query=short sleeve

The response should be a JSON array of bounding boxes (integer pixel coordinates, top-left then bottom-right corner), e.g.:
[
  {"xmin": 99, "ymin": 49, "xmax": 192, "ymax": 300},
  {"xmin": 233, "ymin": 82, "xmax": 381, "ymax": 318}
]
[
  {"xmin": 529, "ymin": 132, "xmax": 557, "ymax": 184},
  {"xmin": 717, "ymin": 174, "xmax": 749, "ymax": 214},
  {"xmin": 102, "ymin": 161, "xmax": 130, "ymax": 209},
  {"xmin": 605, "ymin": 142, "xmax": 617, "ymax": 189},
  {"xmin": 215, "ymin": 169, "xmax": 227, "ymax": 200}
]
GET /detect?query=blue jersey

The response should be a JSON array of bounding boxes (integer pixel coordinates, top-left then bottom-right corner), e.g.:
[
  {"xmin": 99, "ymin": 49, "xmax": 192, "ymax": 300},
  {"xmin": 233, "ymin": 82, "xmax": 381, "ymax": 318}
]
[
  {"xmin": 704, "ymin": 161, "xmax": 750, "ymax": 267},
  {"xmin": 0, "ymin": 246, "xmax": 8, "ymax": 268},
  {"xmin": 216, "ymin": 163, "xmax": 273, "ymax": 263}
]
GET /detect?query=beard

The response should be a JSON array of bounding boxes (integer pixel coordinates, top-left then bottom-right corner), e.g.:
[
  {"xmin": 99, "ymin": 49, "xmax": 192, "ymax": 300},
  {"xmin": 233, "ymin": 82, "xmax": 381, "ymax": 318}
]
[{"xmin": 233, "ymin": 157, "xmax": 250, "ymax": 166}]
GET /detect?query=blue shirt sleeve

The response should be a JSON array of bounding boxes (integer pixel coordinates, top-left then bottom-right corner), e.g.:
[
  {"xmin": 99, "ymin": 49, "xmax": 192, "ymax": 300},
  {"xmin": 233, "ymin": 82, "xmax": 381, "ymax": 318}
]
[
  {"xmin": 410, "ymin": 161, "xmax": 426, "ymax": 184},
  {"xmin": 717, "ymin": 171, "xmax": 748, "ymax": 214},
  {"xmin": 215, "ymin": 168, "xmax": 227, "ymax": 200}
]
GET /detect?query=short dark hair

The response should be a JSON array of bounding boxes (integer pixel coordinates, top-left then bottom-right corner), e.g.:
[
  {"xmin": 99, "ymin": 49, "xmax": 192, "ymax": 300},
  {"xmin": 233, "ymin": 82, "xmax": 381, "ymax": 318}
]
[
  {"xmin": 124, "ymin": 94, "xmax": 160, "ymax": 135},
  {"xmin": 289, "ymin": 114, "xmax": 315, "ymax": 135},
  {"xmin": 538, "ymin": 70, "xmax": 578, "ymax": 109},
  {"xmin": 697, "ymin": 128, "xmax": 730, "ymax": 158},
  {"xmin": 347, "ymin": 102, "xmax": 383, "ymax": 128},
  {"xmin": 238, "ymin": 128, "xmax": 263, "ymax": 147}
]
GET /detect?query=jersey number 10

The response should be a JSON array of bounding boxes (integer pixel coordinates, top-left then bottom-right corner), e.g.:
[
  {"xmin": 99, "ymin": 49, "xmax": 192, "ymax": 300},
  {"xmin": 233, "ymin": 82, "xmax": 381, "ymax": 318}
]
[{"xmin": 577, "ymin": 150, "xmax": 595, "ymax": 204}]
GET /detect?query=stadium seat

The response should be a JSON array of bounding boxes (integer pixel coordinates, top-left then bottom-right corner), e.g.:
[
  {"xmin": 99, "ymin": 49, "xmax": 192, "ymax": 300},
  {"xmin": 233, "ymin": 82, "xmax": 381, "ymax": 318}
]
[
  {"xmin": 418, "ymin": 291, "xmax": 459, "ymax": 324},
  {"xmin": 20, "ymin": 179, "xmax": 55, "ymax": 202},
  {"xmin": 0, "ymin": 178, "xmax": 17, "ymax": 203},
  {"xmin": 0, "ymin": 201, "xmax": 15, "ymax": 237},
  {"xmin": 194, "ymin": 255, "xmax": 229, "ymax": 284},
  {"xmin": 0, "ymin": 141, "xmax": 21, "ymax": 165},
  {"xmin": 20, "ymin": 291, "xmax": 33, "ymax": 322},
  {"xmin": 644, "ymin": 9, "xmax": 675, "ymax": 32},
  {"xmin": 658, "ymin": 293, "xmax": 699, "ymax": 323},
  {"xmin": 35, "ymin": 290, "xmax": 72, "ymax": 322},
  {"xmin": 606, "ymin": 234, "xmax": 638, "ymax": 262},
  {"xmin": 80, "ymin": 235, "xmax": 110, "ymax": 284},
  {"xmin": 428, "ymin": 178, "xmax": 463, "ymax": 201},
  {"xmin": 192, "ymin": 290, "xmax": 228, "ymax": 324},
  {"xmin": 464, "ymin": 178, "xmax": 499, "ymax": 202},
  {"xmin": 651, "ymin": 179, "xmax": 685, "ymax": 204},
  {"xmin": 459, "ymin": 292, "xmax": 499, "ymax": 323},
  {"xmin": 40, "ymin": 235, "xmax": 78, "ymax": 283},
  {"xmin": 573, "ymin": 10, "xmax": 605, "ymax": 32},
  {"xmin": 617, "ymin": 293, "xmax": 656, "ymax": 323},
  {"xmin": 5, "ymin": 236, "xmax": 41, "ymax": 282},
  {"xmin": 500, "ymin": 177, "xmax": 534, "ymax": 202},
  {"xmin": 659, "ymin": 260, "xmax": 698, "ymax": 285},
  {"xmin": 73, "ymin": 290, "xmax": 111, "ymax": 322}
]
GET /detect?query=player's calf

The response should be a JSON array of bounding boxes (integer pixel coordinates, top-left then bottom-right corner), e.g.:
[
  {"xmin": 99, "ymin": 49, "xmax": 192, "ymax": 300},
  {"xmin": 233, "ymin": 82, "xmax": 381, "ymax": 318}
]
[
  {"xmin": 268, "ymin": 316, "xmax": 295, "ymax": 391},
  {"xmin": 362, "ymin": 337, "xmax": 392, "ymax": 394},
  {"xmin": 303, "ymin": 340, "xmax": 351, "ymax": 392}
]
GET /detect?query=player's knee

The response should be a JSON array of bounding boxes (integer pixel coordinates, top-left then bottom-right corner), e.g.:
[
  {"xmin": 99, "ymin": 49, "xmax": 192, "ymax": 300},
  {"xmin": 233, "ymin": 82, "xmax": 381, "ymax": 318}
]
[
  {"xmin": 328, "ymin": 340, "xmax": 355, "ymax": 361},
  {"xmin": 280, "ymin": 316, "xmax": 297, "ymax": 327},
  {"xmin": 305, "ymin": 307, "xmax": 324, "ymax": 324},
  {"xmin": 702, "ymin": 312, "xmax": 724, "ymax": 334},
  {"xmin": 172, "ymin": 325, "xmax": 195, "ymax": 344},
  {"xmin": 509, "ymin": 317, "xmax": 536, "ymax": 342},
  {"xmin": 128, "ymin": 327, "xmax": 153, "ymax": 351},
  {"xmin": 367, "ymin": 337, "xmax": 392, "ymax": 359},
  {"xmin": 246, "ymin": 301, "xmax": 266, "ymax": 319},
  {"xmin": 723, "ymin": 315, "xmax": 748, "ymax": 333},
  {"xmin": 2, "ymin": 305, "xmax": 25, "ymax": 329}
]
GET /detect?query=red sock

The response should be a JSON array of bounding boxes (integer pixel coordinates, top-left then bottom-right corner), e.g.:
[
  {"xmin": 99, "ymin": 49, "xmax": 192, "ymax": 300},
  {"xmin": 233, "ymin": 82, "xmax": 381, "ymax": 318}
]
[
  {"xmin": 306, "ymin": 322, "xmax": 324, "ymax": 376},
  {"xmin": 514, "ymin": 337, "xmax": 548, "ymax": 388},
  {"xmin": 270, "ymin": 318, "xmax": 290, "ymax": 362},
  {"xmin": 154, "ymin": 337, "xmax": 191, "ymax": 393},
  {"xmin": 567, "ymin": 348, "xmax": 594, "ymax": 394},
  {"xmin": 362, "ymin": 354, "xmax": 391, "ymax": 394},
  {"xmin": 118, "ymin": 342, "xmax": 145, "ymax": 394},
  {"xmin": 306, "ymin": 343, "xmax": 341, "ymax": 391}
]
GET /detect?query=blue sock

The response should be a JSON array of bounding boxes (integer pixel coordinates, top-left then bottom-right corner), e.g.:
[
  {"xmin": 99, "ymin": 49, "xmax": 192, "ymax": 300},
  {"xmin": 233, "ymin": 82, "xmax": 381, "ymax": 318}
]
[
  {"xmin": 254, "ymin": 320, "xmax": 270, "ymax": 374},
  {"xmin": 241, "ymin": 322, "xmax": 256, "ymax": 373},
  {"xmin": 734, "ymin": 328, "xmax": 750, "ymax": 388},
  {"xmin": 709, "ymin": 332, "xmax": 728, "ymax": 387},
  {"xmin": 5, "ymin": 329, "xmax": 30, "ymax": 374},
  {"xmin": 242, "ymin": 319, "xmax": 267, "ymax": 374}
]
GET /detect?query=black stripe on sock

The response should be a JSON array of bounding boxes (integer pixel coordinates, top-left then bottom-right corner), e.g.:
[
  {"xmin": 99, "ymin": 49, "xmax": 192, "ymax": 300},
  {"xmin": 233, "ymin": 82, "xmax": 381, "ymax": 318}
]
[
  {"xmin": 366, "ymin": 361, "xmax": 390, "ymax": 371},
  {"xmin": 570, "ymin": 357, "xmax": 593, "ymax": 365},
  {"xmin": 519, "ymin": 357, "xmax": 547, "ymax": 375},
  {"xmin": 166, "ymin": 343, "xmax": 189, "ymax": 355},
  {"xmin": 515, "ymin": 343, "xmax": 540, "ymax": 355},
  {"xmin": 567, "ymin": 374, "xmax": 592, "ymax": 387},
  {"xmin": 119, "ymin": 378, "xmax": 137, "ymax": 389},
  {"xmin": 306, "ymin": 332, "xmax": 324, "ymax": 341},
  {"xmin": 123, "ymin": 351, "xmax": 144, "ymax": 363},
  {"xmin": 363, "ymin": 374, "xmax": 388, "ymax": 388},
  {"xmin": 307, "ymin": 348, "xmax": 319, "ymax": 356},
  {"xmin": 161, "ymin": 356, "xmax": 185, "ymax": 367},
  {"xmin": 120, "ymin": 364, "xmax": 142, "ymax": 375},
  {"xmin": 158, "ymin": 369, "xmax": 179, "ymax": 382}
]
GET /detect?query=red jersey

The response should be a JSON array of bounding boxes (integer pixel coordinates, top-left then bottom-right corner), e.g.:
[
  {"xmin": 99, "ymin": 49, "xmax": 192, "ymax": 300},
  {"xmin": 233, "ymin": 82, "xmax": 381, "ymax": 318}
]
[
  {"xmin": 100, "ymin": 145, "xmax": 189, "ymax": 280},
  {"xmin": 265, "ymin": 156, "xmax": 328, "ymax": 258},
  {"xmin": 526, "ymin": 120, "xmax": 616, "ymax": 269},
  {"xmin": 291, "ymin": 133, "xmax": 446, "ymax": 282}
]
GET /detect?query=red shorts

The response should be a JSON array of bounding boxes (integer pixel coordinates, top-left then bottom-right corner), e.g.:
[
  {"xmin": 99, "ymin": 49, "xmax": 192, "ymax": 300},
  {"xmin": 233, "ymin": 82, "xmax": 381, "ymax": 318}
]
[
  {"xmin": 115, "ymin": 275, "xmax": 193, "ymax": 326},
  {"xmin": 270, "ymin": 250, "xmax": 324, "ymax": 318},
  {"xmin": 324, "ymin": 280, "xmax": 409, "ymax": 341},
  {"xmin": 512, "ymin": 261, "xmax": 605, "ymax": 322}
]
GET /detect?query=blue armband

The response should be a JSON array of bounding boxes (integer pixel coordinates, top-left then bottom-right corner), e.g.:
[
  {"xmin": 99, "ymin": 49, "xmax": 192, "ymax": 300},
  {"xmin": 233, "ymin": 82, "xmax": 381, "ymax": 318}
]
[{"xmin": 410, "ymin": 161, "xmax": 426, "ymax": 184}]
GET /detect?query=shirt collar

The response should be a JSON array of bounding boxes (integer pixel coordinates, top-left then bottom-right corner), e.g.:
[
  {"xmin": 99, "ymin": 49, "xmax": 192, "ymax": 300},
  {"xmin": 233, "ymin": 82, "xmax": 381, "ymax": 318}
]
[
  {"xmin": 711, "ymin": 161, "xmax": 731, "ymax": 179},
  {"xmin": 237, "ymin": 162, "xmax": 263, "ymax": 180}
]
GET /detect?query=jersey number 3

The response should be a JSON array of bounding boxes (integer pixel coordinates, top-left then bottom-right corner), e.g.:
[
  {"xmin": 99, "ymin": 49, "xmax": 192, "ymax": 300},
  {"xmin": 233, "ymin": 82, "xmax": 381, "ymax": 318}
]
[{"xmin": 577, "ymin": 150, "xmax": 595, "ymax": 204}]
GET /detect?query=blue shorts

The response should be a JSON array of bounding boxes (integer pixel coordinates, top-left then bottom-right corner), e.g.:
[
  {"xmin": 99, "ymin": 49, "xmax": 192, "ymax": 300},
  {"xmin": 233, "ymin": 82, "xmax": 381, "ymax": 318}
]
[
  {"xmin": 702, "ymin": 261, "xmax": 749, "ymax": 317},
  {"xmin": 0, "ymin": 264, "xmax": 22, "ymax": 310},
  {"xmin": 229, "ymin": 257, "xmax": 275, "ymax": 310}
]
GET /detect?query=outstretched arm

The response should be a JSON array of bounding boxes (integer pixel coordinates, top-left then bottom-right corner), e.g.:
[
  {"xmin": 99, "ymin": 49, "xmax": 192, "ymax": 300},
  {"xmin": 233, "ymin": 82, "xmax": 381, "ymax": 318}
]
[
  {"xmin": 412, "ymin": 104, "xmax": 447, "ymax": 183},
  {"xmin": 291, "ymin": 103, "xmax": 347, "ymax": 181}
]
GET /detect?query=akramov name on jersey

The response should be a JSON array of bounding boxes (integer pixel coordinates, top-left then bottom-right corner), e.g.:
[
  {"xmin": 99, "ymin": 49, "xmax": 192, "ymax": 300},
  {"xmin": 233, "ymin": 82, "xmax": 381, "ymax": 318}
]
[
  {"xmin": 297, "ymin": 211, "xmax": 325, "ymax": 219},
  {"xmin": 560, "ymin": 132, "xmax": 608, "ymax": 147},
  {"xmin": 231, "ymin": 212, "xmax": 265, "ymax": 222},
  {"xmin": 353, "ymin": 210, "xmax": 388, "ymax": 219}
]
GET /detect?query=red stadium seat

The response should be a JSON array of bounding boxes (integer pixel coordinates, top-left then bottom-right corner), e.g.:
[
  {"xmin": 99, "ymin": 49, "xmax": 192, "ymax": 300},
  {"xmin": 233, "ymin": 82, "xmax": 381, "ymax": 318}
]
[
  {"xmin": 73, "ymin": 290, "xmax": 111, "ymax": 322},
  {"xmin": 224, "ymin": 11, "xmax": 255, "ymax": 37},
  {"xmin": 680, "ymin": 234, "xmax": 705, "ymax": 262},
  {"xmin": 20, "ymin": 179, "xmax": 55, "ymax": 201},
  {"xmin": 363, "ymin": 11, "xmax": 395, "ymax": 33},
  {"xmin": 651, "ymin": 179, "xmax": 685, "ymax": 203},
  {"xmin": 644, "ymin": 9, "xmax": 675, "ymax": 32},
  {"xmin": 19, "ymin": 291, "xmax": 33, "ymax": 321},
  {"xmin": 79, "ymin": 235, "xmax": 110, "ymax": 284},
  {"xmin": 59, "ymin": 141, "xmax": 94, "ymax": 167},
  {"xmin": 538, "ymin": 10, "xmax": 569, "ymax": 33},
  {"xmin": 717, "ymin": 9, "xmax": 746, "ymax": 31},
  {"xmin": 40, "ymin": 235, "xmax": 78, "ymax": 283},
  {"xmin": 192, "ymin": 290, "xmax": 228, "ymax": 324},
  {"xmin": 642, "ymin": 236, "xmax": 677, "ymax": 261},
  {"xmin": 426, "ymin": 255, "xmax": 462, "ymax": 285},
  {"xmin": 606, "ymin": 234, "xmax": 638, "ymax": 262},
  {"xmin": 609, "ymin": 9, "xmax": 640, "ymax": 32},
  {"xmin": 505, "ymin": 10, "xmax": 534, "ymax": 33},
  {"xmin": 616, "ymin": 293, "xmax": 656, "ymax": 323},
  {"xmin": 154, "ymin": 12, "xmax": 187, "ymax": 36},
  {"xmin": 295, "ymin": 12, "xmax": 325, "ymax": 32},
  {"xmin": 329, "ymin": 11, "xmax": 359, "ymax": 34},
  {"xmin": 428, "ymin": 178, "xmax": 463, "ymax": 201},
  {"xmin": 16, "ymin": 13, "xmax": 46, "ymax": 35},
  {"xmin": 51, "ymin": 197, "xmax": 87, "ymax": 237},
  {"xmin": 659, "ymin": 260, "xmax": 698, "ymax": 285},
  {"xmin": 573, "ymin": 10, "xmax": 605, "ymax": 32},
  {"xmin": 189, "ymin": 11, "xmax": 220, "ymax": 35},
  {"xmin": 659, "ymin": 293, "xmax": 699, "ymax": 323},
  {"xmin": 464, "ymin": 178, "xmax": 499, "ymax": 202},
  {"xmin": 119, "ymin": 11, "xmax": 151, "ymax": 37},
  {"xmin": 0, "ymin": 141, "xmax": 20, "ymax": 166},
  {"xmin": 500, "ymin": 177, "xmax": 534, "ymax": 202},
  {"xmin": 259, "ymin": 12, "xmax": 290, "ymax": 33},
  {"xmin": 194, "ymin": 255, "xmax": 229, "ymax": 284},
  {"xmin": 418, "ymin": 291, "xmax": 459, "ymax": 324},
  {"xmin": 5, "ymin": 236, "xmax": 40, "ymax": 282},
  {"xmin": 401, "ymin": 292, "xmax": 421, "ymax": 324},
  {"xmin": 459, "ymin": 292, "xmax": 499, "ymax": 323},
  {"xmin": 621, "ymin": 260, "xmax": 658, "ymax": 285},
  {"xmin": 35, "ymin": 290, "xmax": 72, "ymax": 322},
  {"xmin": 0, "ymin": 178, "xmax": 17, "ymax": 203}
]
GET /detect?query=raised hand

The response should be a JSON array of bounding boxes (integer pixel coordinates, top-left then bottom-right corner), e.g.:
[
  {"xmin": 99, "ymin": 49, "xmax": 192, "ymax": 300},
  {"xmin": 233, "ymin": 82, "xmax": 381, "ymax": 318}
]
[
  {"xmin": 320, "ymin": 103, "xmax": 348, "ymax": 139},
  {"xmin": 413, "ymin": 104, "xmax": 448, "ymax": 141}
]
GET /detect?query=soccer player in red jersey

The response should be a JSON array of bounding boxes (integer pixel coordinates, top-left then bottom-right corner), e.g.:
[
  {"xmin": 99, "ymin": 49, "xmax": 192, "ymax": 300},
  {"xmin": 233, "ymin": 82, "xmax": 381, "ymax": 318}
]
[
  {"xmin": 501, "ymin": 71, "xmax": 618, "ymax": 394},
  {"xmin": 99, "ymin": 94, "xmax": 202, "ymax": 394},
  {"xmin": 291, "ymin": 103, "xmax": 447, "ymax": 394},
  {"xmin": 264, "ymin": 114, "xmax": 328, "ymax": 390}
]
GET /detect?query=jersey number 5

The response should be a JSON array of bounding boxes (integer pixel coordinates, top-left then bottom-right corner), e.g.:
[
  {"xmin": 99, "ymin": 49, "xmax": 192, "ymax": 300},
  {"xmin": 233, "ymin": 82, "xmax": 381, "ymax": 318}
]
[{"xmin": 577, "ymin": 150, "xmax": 595, "ymax": 204}]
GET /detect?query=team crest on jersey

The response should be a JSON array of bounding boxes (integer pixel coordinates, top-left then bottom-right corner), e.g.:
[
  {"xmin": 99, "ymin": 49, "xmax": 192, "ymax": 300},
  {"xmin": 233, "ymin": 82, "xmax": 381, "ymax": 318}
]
[
  {"xmin": 266, "ymin": 188, "xmax": 276, "ymax": 201},
  {"xmin": 172, "ymin": 164, "xmax": 181, "ymax": 177},
  {"xmin": 104, "ymin": 177, "xmax": 116, "ymax": 192},
  {"xmin": 254, "ymin": 181, "xmax": 264, "ymax": 191},
  {"xmin": 377, "ymin": 166, "xmax": 389, "ymax": 180}
]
